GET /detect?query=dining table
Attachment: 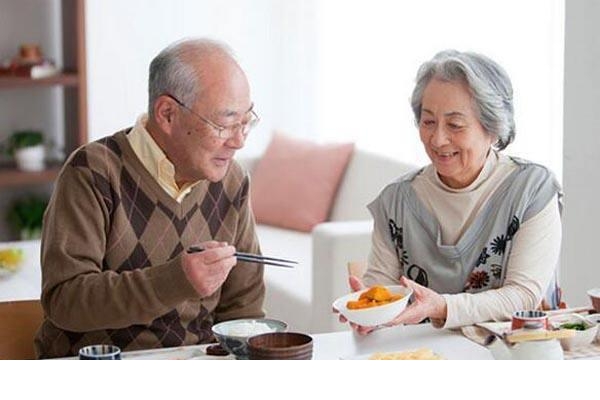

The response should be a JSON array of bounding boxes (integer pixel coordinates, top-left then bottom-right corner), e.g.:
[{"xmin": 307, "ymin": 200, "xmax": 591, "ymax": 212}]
[{"xmin": 66, "ymin": 323, "xmax": 494, "ymax": 360}]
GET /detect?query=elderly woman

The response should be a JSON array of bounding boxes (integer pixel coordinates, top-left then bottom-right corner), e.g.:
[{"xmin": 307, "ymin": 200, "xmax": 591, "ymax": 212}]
[{"xmin": 350, "ymin": 50, "xmax": 562, "ymax": 333}]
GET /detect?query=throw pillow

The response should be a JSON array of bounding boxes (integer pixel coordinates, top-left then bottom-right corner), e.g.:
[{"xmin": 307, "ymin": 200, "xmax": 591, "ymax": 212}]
[{"xmin": 250, "ymin": 132, "xmax": 354, "ymax": 232}]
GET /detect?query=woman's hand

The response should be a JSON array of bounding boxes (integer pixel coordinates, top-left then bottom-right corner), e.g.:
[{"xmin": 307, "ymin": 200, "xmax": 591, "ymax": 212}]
[{"xmin": 386, "ymin": 276, "xmax": 448, "ymax": 326}]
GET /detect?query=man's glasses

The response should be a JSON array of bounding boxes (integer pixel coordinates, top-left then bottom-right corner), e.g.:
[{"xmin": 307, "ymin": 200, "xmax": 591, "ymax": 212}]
[{"xmin": 166, "ymin": 94, "xmax": 259, "ymax": 140}]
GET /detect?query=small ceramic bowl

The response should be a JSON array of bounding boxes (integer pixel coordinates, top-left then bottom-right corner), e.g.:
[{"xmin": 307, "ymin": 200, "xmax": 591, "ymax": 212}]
[
  {"xmin": 585, "ymin": 313, "xmax": 600, "ymax": 343},
  {"xmin": 587, "ymin": 288, "xmax": 600, "ymax": 313},
  {"xmin": 247, "ymin": 332, "xmax": 313, "ymax": 360},
  {"xmin": 211, "ymin": 318, "xmax": 287, "ymax": 359},
  {"xmin": 550, "ymin": 313, "xmax": 598, "ymax": 351},
  {"xmin": 333, "ymin": 285, "xmax": 413, "ymax": 327}
]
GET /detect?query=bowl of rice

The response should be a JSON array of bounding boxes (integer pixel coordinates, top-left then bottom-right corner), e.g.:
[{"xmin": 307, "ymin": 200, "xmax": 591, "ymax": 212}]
[{"xmin": 211, "ymin": 318, "xmax": 287, "ymax": 359}]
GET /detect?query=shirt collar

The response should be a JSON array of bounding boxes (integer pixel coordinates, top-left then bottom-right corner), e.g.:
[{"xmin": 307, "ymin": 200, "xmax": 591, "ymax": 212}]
[{"xmin": 127, "ymin": 113, "xmax": 200, "ymax": 202}]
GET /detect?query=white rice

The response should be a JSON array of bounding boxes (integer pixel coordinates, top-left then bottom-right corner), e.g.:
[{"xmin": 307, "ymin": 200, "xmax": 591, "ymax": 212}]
[{"xmin": 227, "ymin": 321, "xmax": 274, "ymax": 337}]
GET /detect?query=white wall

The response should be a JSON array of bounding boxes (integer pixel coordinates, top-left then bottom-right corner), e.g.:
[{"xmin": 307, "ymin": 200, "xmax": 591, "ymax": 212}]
[
  {"xmin": 85, "ymin": 0, "xmax": 317, "ymax": 158},
  {"xmin": 316, "ymin": 0, "xmax": 564, "ymax": 176},
  {"xmin": 562, "ymin": 0, "xmax": 600, "ymax": 305}
]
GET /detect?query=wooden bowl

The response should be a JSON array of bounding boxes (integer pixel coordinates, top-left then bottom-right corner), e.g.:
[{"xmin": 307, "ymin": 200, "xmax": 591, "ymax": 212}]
[{"xmin": 247, "ymin": 332, "xmax": 313, "ymax": 360}]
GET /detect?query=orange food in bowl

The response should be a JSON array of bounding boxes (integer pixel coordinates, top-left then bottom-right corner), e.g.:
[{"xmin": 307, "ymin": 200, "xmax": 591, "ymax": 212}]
[{"xmin": 346, "ymin": 285, "xmax": 404, "ymax": 310}]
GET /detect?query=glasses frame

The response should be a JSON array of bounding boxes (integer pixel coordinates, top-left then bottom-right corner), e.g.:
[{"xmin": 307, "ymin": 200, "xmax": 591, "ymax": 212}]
[{"xmin": 166, "ymin": 94, "xmax": 259, "ymax": 140}]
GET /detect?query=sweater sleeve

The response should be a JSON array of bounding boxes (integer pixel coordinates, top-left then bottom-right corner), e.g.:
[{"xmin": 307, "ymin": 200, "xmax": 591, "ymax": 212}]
[
  {"xmin": 41, "ymin": 165, "xmax": 197, "ymax": 332},
  {"xmin": 440, "ymin": 194, "xmax": 562, "ymax": 329},
  {"xmin": 213, "ymin": 175, "xmax": 265, "ymax": 323}
]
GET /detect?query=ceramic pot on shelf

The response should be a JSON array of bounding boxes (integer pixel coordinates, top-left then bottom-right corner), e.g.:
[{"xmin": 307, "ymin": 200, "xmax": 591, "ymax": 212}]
[{"xmin": 14, "ymin": 144, "xmax": 45, "ymax": 172}]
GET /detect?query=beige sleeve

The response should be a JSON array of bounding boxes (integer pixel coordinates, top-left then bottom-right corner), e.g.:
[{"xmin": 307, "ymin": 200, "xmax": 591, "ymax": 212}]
[
  {"xmin": 214, "ymin": 175, "xmax": 265, "ymax": 323},
  {"xmin": 440, "ymin": 194, "xmax": 562, "ymax": 329},
  {"xmin": 41, "ymin": 166, "xmax": 197, "ymax": 332},
  {"xmin": 364, "ymin": 219, "xmax": 403, "ymax": 287}
]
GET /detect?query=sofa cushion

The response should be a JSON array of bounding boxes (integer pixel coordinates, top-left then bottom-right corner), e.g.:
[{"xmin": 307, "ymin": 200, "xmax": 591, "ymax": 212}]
[{"xmin": 250, "ymin": 133, "xmax": 354, "ymax": 232}]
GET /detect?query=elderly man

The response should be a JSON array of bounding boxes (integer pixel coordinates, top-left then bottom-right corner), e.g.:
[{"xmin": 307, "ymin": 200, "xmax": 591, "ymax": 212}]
[{"xmin": 35, "ymin": 38, "xmax": 265, "ymax": 358}]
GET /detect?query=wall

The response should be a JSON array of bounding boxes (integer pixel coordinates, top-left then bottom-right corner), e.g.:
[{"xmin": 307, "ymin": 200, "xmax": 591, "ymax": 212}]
[
  {"xmin": 562, "ymin": 0, "xmax": 600, "ymax": 305},
  {"xmin": 85, "ymin": 0, "xmax": 317, "ymax": 158}
]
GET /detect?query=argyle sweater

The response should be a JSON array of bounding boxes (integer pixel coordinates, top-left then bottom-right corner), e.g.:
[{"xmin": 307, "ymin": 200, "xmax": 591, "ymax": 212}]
[{"xmin": 35, "ymin": 130, "xmax": 265, "ymax": 358}]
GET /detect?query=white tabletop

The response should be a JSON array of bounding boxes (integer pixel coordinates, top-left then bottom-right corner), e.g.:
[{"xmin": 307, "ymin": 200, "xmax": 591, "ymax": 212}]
[
  {"xmin": 312, "ymin": 323, "xmax": 493, "ymax": 359},
  {"xmin": 0, "ymin": 240, "xmax": 42, "ymax": 302},
  {"xmin": 72, "ymin": 323, "xmax": 492, "ymax": 360}
]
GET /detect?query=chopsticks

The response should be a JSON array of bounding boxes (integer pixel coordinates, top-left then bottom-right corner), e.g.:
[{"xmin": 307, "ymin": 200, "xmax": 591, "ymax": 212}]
[{"xmin": 187, "ymin": 246, "xmax": 297, "ymax": 268}]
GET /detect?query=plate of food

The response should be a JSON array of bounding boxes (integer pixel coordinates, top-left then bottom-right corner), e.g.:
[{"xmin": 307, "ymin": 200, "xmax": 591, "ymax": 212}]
[
  {"xmin": 333, "ymin": 285, "xmax": 413, "ymax": 327},
  {"xmin": 343, "ymin": 348, "xmax": 444, "ymax": 360}
]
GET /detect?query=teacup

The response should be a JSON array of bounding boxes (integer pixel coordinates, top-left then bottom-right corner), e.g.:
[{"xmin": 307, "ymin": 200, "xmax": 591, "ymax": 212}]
[
  {"xmin": 511, "ymin": 310, "xmax": 548, "ymax": 330},
  {"xmin": 587, "ymin": 288, "xmax": 600, "ymax": 312},
  {"xmin": 78, "ymin": 344, "xmax": 121, "ymax": 360}
]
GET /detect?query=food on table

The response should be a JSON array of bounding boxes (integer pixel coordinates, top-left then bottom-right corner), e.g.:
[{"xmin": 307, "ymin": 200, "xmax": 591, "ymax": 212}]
[
  {"xmin": 0, "ymin": 248, "xmax": 23, "ymax": 272},
  {"xmin": 369, "ymin": 348, "xmax": 443, "ymax": 360},
  {"xmin": 346, "ymin": 285, "xmax": 404, "ymax": 310},
  {"xmin": 206, "ymin": 344, "xmax": 230, "ymax": 356},
  {"xmin": 227, "ymin": 320, "xmax": 275, "ymax": 337},
  {"xmin": 559, "ymin": 322, "xmax": 588, "ymax": 331}
]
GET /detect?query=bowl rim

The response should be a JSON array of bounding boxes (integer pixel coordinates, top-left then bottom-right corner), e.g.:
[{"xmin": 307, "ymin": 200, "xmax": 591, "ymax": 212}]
[
  {"xmin": 332, "ymin": 285, "xmax": 413, "ymax": 314},
  {"xmin": 211, "ymin": 318, "xmax": 288, "ymax": 339},
  {"xmin": 247, "ymin": 332, "xmax": 313, "ymax": 351},
  {"xmin": 587, "ymin": 288, "xmax": 600, "ymax": 297}
]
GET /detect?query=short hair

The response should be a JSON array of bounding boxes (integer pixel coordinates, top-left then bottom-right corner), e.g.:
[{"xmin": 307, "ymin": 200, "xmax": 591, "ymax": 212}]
[
  {"xmin": 148, "ymin": 38, "xmax": 235, "ymax": 117},
  {"xmin": 410, "ymin": 50, "xmax": 516, "ymax": 151}
]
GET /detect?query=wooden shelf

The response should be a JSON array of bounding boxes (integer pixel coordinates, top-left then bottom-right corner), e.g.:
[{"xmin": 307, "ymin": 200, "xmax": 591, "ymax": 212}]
[
  {"xmin": 0, "ymin": 73, "xmax": 79, "ymax": 89},
  {"xmin": 0, "ymin": 164, "xmax": 61, "ymax": 187}
]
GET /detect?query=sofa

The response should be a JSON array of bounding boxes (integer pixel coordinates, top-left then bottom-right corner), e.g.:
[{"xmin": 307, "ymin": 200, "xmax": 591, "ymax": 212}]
[{"xmin": 238, "ymin": 149, "xmax": 416, "ymax": 333}]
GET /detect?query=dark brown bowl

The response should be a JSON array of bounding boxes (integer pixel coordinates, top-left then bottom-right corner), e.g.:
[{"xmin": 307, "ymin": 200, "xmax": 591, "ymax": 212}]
[{"xmin": 247, "ymin": 332, "xmax": 313, "ymax": 360}]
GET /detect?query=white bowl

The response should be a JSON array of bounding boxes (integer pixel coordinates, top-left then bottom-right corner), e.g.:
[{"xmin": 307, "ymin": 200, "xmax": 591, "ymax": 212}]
[
  {"xmin": 333, "ymin": 285, "xmax": 413, "ymax": 327},
  {"xmin": 584, "ymin": 313, "xmax": 600, "ymax": 343},
  {"xmin": 549, "ymin": 313, "xmax": 598, "ymax": 351},
  {"xmin": 587, "ymin": 288, "xmax": 600, "ymax": 312}
]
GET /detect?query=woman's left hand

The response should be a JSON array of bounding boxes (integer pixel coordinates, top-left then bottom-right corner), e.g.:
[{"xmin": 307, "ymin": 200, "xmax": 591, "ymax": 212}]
[{"xmin": 386, "ymin": 276, "xmax": 448, "ymax": 326}]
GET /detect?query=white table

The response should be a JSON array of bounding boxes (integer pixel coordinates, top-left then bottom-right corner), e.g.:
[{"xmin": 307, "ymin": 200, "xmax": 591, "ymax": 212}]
[
  {"xmin": 0, "ymin": 240, "xmax": 42, "ymax": 302},
  {"xmin": 79, "ymin": 323, "xmax": 493, "ymax": 360},
  {"xmin": 312, "ymin": 323, "xmax": 492, "ymax": 359}
]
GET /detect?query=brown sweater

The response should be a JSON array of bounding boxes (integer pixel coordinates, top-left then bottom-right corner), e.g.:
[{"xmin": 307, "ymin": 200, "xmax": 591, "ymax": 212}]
[{"xmin": 35, "ymin": 130, "xmax": 265, "ymax": 358}]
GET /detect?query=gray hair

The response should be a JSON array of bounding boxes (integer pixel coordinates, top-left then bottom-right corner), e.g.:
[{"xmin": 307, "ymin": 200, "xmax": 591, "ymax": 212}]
[
  {"xmin": 410, "ymin": 50, "xmax": 515, "ymax": 151},
  {"xmin": 148, "ymin": 38, "xmax": 236, "ymax": 117}
]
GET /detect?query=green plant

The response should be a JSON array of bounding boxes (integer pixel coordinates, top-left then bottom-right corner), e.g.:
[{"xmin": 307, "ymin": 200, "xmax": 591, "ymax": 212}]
[
  {"xmin": 4, "ymin": 130, "xmax": 44, "ymax": 155},
  {"xmin": 7, "ymin": 196, "xmax": 48, "ymax": 240}
]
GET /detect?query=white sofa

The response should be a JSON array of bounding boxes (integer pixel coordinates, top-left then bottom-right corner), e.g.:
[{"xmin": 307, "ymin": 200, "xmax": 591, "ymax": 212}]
[{"xmin": 239, "ymin": 150, "xmax": 416, "ymax": 333}]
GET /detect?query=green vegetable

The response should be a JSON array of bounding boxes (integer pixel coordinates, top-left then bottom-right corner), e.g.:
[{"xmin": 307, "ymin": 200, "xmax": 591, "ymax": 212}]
[{"xmin": 560, "ymin": 322, "xmax": 587, "ymax": 331}]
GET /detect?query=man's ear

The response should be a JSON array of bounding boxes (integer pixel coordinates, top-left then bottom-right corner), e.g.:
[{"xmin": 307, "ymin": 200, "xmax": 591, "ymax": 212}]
[{"xmin": 153, "ymin": 95, "xmax": 177, "ymax": 134}]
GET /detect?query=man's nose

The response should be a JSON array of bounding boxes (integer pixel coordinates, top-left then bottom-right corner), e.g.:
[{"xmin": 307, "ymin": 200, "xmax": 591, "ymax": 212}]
[{"xmin": 225, "ymin": 129, "xmax": 246, "ymax": 149}]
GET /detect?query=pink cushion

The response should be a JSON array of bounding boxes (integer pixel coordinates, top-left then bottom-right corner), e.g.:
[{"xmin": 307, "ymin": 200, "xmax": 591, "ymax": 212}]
[{"xmin": 250, "ymin": 133, "xmax": 355, "ymax": 232}]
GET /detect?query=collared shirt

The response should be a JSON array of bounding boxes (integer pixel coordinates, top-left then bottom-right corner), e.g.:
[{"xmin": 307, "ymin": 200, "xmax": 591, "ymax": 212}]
[{"xmin": 127, "ymin": 114, "xmax": 200, "ymax": 202}]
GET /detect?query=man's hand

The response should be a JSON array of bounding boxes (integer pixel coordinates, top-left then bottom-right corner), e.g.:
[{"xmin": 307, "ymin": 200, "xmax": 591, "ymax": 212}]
[{"xmin": 182, "ymin": 241, "xmax": 237, "ymax": 298}]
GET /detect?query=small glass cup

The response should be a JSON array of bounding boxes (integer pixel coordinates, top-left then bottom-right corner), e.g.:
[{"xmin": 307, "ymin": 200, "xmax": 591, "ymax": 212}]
[{"xmin": 78, "ymin": 344, "xmax": 121, "ymax": 360}]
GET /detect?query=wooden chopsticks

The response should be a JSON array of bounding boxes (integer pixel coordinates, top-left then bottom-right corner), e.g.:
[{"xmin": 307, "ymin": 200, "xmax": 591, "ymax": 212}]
[{"xmin": 187, "ymin": 246, "xmax": 297, "ymax": 268}]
